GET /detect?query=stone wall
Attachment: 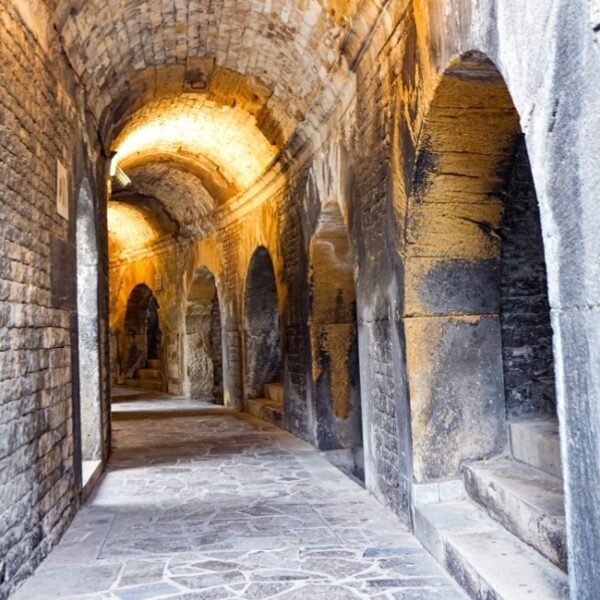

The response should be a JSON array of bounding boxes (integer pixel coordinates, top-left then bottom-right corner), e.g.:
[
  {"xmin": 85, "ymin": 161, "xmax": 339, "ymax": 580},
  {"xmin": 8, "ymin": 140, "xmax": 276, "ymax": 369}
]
[
  {"xmin": 210, "ymin": 294, "xmax": 224, "ymax": 403},
  {"xmin": 109, "ymin": 241, "xmax": 186, "ymax": 394},
  {"xmin": 0, "ymin": 4, "xmax": 108, "ymax": 598},
  {"xmin": 184, "ymin": 301, "xmax": 215, "ymax": 399},
  {"xmin": 500, "ymin": 138, "xmax": 556, "ymax": 418},
  {"xmin": 243, "ymin": 247, "xmax": 282, "ymax": 400},
  {"xmin": 108, "ymin": 231, "xmax": 234, "ymax": 402},
  {"xmin": 3, "ymin": 0, "xmax": 600, "ymax": 598}
]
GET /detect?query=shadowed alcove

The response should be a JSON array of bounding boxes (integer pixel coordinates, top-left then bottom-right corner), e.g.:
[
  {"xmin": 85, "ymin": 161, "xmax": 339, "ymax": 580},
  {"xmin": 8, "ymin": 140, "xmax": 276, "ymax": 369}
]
[
  {"xmin": 184, "ymin": 267, "xmax": 223, "ymax": 403},
  {"xmin": 243, "ymin": 247, "xmax": 282, "ymax": 400},
  {"xmin": 309, "ymin": 201, "xmax": 363, "ymax": 460},
  {"xmin": 404, "ymin": 53, "xmax": 557, "ymax": 481},
  {"xmin": 123, "ymin": 283, "xmax": 162, "ymax": 385}
]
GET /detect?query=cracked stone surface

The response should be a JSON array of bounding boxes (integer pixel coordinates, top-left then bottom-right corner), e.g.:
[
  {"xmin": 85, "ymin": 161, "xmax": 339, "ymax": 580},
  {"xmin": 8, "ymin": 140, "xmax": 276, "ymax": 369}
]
[{"xmin": 12, "ymin": 392, "xmax": 466, "ymax": 599}]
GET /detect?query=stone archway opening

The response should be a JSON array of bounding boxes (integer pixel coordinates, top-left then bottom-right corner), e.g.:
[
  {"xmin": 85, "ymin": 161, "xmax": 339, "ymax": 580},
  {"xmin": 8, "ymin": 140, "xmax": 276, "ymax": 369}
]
[
  {"xmin": 184, "ymin": 267, "xmax": 223, "ymax": 403},
  {"xmin": 309, "ymin": 202, "xmax": 363, "ymax": 478},
  {"xmin": 75, "ymin": 178, "xmax": 103, "ymax": 489},
  {"xmin": 123, "ymin": 283, "xmax": 163, "ymax": 391},
  {"xmin": 243, "ymin": 247, "xmax": 283, "ymax": 425},
  {"xmin": 407, "ymin": 53, "xmax": 565, "ymax": 573}
]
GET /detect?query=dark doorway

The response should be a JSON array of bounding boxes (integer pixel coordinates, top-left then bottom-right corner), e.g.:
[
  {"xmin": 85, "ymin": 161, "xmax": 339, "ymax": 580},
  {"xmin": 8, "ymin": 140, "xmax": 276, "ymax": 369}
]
[{"xmin": 243, "ymin": 247, "xmax": 282, "ymax": 400}]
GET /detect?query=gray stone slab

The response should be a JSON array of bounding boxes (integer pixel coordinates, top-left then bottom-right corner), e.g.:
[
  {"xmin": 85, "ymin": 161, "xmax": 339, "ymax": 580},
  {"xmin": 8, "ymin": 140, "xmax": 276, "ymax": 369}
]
[
  {"xmin": 172, "ymin": 570, "xmax": 246, "ymax": 588},
  {"xmin": 509, "ymin": 418, "xmax": 562, "ymax": 479},
  {"xmin": 274, "ymin": 584, "xmax": 363, "ymax": 599},
  {"xmin": 11, "ymin": 563, "xmax": 121, "ymax": 599},
  {"xmin": 416, "ymin": 500, "xmax": 568, "ymax": 599},
  {"xmin": 12, "ymin": 408, "xmax": 466, "ymax": 599},
  {"xmin": 446, "ymin": 528, "xmax": 568, "ymax": 599},
  {"xmin": 40, "ymin": 513, "xmax": 116, "ymax": 568},
  {"xmin": 119, "ymin": 560, "xmax": 167, "ymax": 587},
  {"xmin": 390, "ymin": 587, "xmax": 467, "ymax": 599},
  {"xmin": 464, "ymin": 457, "xmax": 567, "ymax": 570},
  {"xmin": 115, "ymin": 581, "xmax": 180, "ymax": 600}
]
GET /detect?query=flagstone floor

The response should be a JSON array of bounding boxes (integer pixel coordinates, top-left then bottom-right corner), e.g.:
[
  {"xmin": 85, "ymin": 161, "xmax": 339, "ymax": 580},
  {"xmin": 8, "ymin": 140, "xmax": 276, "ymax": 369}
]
[{"xmin": 12, "ymin": 390, "xmax": 466, "ymax": 600}]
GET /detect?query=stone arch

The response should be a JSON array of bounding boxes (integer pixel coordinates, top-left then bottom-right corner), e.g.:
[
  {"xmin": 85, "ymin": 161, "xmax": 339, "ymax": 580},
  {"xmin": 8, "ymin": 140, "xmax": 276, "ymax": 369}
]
[
  {"xmin": 404, "ymin": 52, "xmax": 558, "ymax": 485},
  {"xmin": 243, "ymin": 246, "xmax": 282, "ymax": 400},
  {"xmin": 123, "ymin": 283, "xmax": 162, "ymax": 383},
  {"xmin": 75, "ymin": 177, "xmax": 103, "ymax": 480},
  {"xmin": 184, "ymin": 266, "xmax": 224, "ymax": 402},
  {"xmin": 309, "ymin": 201, "xmax": 363, "ymax": 460}
]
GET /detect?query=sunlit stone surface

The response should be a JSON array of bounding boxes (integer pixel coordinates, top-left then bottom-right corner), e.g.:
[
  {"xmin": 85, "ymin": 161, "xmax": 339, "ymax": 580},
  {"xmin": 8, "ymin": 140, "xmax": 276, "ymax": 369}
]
[
  {"xmin": 12, "ymin": 390, "xmax": 466, "ymax": 600},
  {"xmin": 113, "ymin": 96, "xmax": 279, "ymax": 191}
]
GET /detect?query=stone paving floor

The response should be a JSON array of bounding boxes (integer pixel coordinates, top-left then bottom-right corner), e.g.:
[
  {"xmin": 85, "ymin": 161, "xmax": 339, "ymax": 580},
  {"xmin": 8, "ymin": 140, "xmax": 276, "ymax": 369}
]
[
  {"xmin": 12, "ymin": 390, "xmax": 467, "ymax": 600},
  {"xmin": 111, "ymin": 387, "xmax": 226, "ymax": 414}
]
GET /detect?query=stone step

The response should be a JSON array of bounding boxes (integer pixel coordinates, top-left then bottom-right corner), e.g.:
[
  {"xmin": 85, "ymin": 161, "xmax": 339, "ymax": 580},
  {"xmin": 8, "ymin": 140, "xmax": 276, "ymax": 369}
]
[
  {"xmin": 246, "ymin": 397, "xmax": 283, "ymax": 428},
  {"xmin": 509, "ymin": 418, "xmax": 562, "ymax": 479},
  {"xmin": 146, "ymin": 359, "xmax": 161, "ymax": 369},
  {"xmin": 264, "ymin": 382, "xmax": 283, "ymax": 404},
  {"xmin": 124, "ymin": 378, "xmax": 162, "ymax": 391},
  {"xmin": 464, "ymin": 458, "xmax": 567, "ymax": 571},
  {"xmin": 415, "ymin": 500, "xmax": 568, "ymax": 600},
  {"xmin": 138, "ymin": 368, "xmax": 161, "ymax": 380}
]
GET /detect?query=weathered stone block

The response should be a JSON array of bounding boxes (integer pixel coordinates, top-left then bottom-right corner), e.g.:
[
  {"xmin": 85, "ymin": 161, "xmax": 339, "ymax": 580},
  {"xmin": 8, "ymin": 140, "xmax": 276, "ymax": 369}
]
[{"xmin": 405, "ymin": 315, "xmax": 506, "ymax": 482}]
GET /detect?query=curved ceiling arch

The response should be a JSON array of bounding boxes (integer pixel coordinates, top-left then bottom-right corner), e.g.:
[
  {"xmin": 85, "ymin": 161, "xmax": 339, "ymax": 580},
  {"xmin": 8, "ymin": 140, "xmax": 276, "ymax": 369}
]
[
  {"xmin": 101, "ymin": 66, "xmax": 280, "ymax": 149},
  {"xmin": 113, "ymin": 94, "xmax": 278, "ymax": 192},
  {"xmin": 119, "ymin": 153, "xmax": 236, "ymax": 203},
  {"xmin": 118, "ymin": 162, "xmax": 218, "ymax": 238},
  {"xmin": 107, "ymin": 201, "xmax": 166, "ymax": 259},
  {"xmin": 55, "ymin": 0, "xmax": 359, "ymax": 145}
]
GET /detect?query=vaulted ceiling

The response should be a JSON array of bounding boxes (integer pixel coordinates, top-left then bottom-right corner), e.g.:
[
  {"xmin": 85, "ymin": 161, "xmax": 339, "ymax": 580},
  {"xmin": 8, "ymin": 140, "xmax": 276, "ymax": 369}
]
[
  {"xmin": 52, "ymin": 0, "xmax": 362, "ymax": 243},
  {"xmin": 113, "ymin": 94, "xmax": 278, "ymax": 193}
]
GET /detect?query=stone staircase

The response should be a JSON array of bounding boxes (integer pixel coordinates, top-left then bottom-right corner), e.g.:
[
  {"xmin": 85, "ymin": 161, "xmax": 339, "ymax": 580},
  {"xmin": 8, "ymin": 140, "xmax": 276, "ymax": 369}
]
[
  {"xmin": 246, "ymin": 383, "xmax": 283, "ymax": 427},
  {"xmin": 415, "ymin": 417, "xmax": 569, "ymax": 599},
  {"xmin": 124, "ymin": 358, "xmax": 163, "ymax": 391}
]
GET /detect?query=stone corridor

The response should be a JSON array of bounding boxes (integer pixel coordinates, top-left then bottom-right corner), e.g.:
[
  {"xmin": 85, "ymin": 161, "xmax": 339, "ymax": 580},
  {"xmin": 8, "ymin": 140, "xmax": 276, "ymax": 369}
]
[
  {"xmin": 3, "ymin": 2, "xmax": 600, "ymax": 598},
  {"xmin": 13, "ymin": 390, "xmax": 466, "ymax": 600}
]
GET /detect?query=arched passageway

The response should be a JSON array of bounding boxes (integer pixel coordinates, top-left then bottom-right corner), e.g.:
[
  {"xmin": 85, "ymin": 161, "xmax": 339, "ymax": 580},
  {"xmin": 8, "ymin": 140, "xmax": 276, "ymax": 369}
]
[
  {"xmin": 123, "ymin": 283, "xmax": 163, "ymax": 390},
  {"xmin": 405, "ymin": 54, "xmax": 557, "ymax": 479},
  {"xmin": 75, "ymin": 178, "xmax": 103, "ymax": 486},
  {"xmin": 243, "ymin": 247, "xmax": 283, "ymax": 421},
  {"xmin": 184, "ymin": 267, "xmax": 223, "ymax": 403},
  {"xmin": 407, "ymin": 54, "xmax": 566, "ymax": 573},
  {"xmin": 309, "ymin": 202, "xmax": 363, "ymax": 470},
  {"xmin": 5, "ymin": 0, "xmax": 600, "ymax": 597}
]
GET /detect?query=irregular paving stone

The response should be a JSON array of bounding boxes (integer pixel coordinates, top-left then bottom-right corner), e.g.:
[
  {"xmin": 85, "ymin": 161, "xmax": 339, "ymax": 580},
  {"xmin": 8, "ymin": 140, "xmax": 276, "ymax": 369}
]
[
  {"xmin": 12, "ymin": 406, "xmax": 466, "ymax": 599},
  {"xmin": 376, "ymin": 555, "xmax": 444, "ymax": 577},
  {"xmin": 249, "ymin": 568, "xmax": 323, "ymax": 582},
  {"xmin": 116, "ymin": 582, "xmax": 181, "ymax": 600},
  {"xmin": 390, "ymin": 587, "xmax": 469, "ymax": 599},
  {"xmin": 172, "ymin": 571, "xmax": 246, "ymax": 588},
  {"xmin": 11, "ymin": 564, "xmax": 121, "ymax": 599},
  {"xmin": 274, "ymin": 584, "xmax": 363, "ymax": 599},
  {"xmin": 167, "ymin": 589, "xmax": 234, "ymax": 600},
  {"xmin": 300, "ymin": 557, "xmax": 371, "ymax": 578},
  {"xmin": 119, "ymin": 560, "xmax": 167, "ymax": 587},
  {"xmin": 366, "ymin": 576, "xmax": 452, "ymax": 588},
  {"xmin": 362, "ymin": 547, "xmax": 424, "ymax": 558},
  {"xmin": 189, "ymin": 560, "xmax": 242, "ymax": 572},
  {"xmin": 239, "ymin": 582, "xmax": 295, "ymax": 598}
]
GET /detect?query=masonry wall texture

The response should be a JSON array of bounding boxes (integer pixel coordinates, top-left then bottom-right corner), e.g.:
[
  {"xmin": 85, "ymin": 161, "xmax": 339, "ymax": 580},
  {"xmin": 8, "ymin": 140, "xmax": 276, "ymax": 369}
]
[
  {"xmin": 2, "ymin": 0, "xmax": 600, "ymax": 598},
  {"xmin": 500, "ymin": 138, "xmax": 557, "ymax": 419},
  {"xmin": 243, "ymin": 246, "xmax": 283, "ymax": 400},
  {"xmin": 0, "ymin": 3, "xmax": 108, "ymax": 597},
  {"xmin": 210, "ymin": 293, "xmax": 224, "ymax": 402}
]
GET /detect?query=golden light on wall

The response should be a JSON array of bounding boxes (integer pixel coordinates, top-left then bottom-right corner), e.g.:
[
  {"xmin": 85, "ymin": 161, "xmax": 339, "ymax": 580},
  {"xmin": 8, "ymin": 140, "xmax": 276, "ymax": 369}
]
[
  {"xmin": 112, "ymin": 95, "xmax": 279, "ymax": 191},
  {"xmin": 107, "ymin": 202, "xmax": 159, "ymax": 256}
]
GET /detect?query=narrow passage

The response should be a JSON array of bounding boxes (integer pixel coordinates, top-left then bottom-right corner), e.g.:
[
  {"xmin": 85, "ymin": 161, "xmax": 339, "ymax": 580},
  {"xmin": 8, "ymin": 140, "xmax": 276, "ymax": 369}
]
[{"xmin": 14, "ymin": 390, "xmax": 466, "ymax": 600}]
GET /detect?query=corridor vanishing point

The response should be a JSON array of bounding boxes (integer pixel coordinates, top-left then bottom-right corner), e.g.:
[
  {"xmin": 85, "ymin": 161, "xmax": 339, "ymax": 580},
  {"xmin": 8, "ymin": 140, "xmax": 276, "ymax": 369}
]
[{"xmin": 1, "ymin": 1, "xmax": 599, "ymax": 599}]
